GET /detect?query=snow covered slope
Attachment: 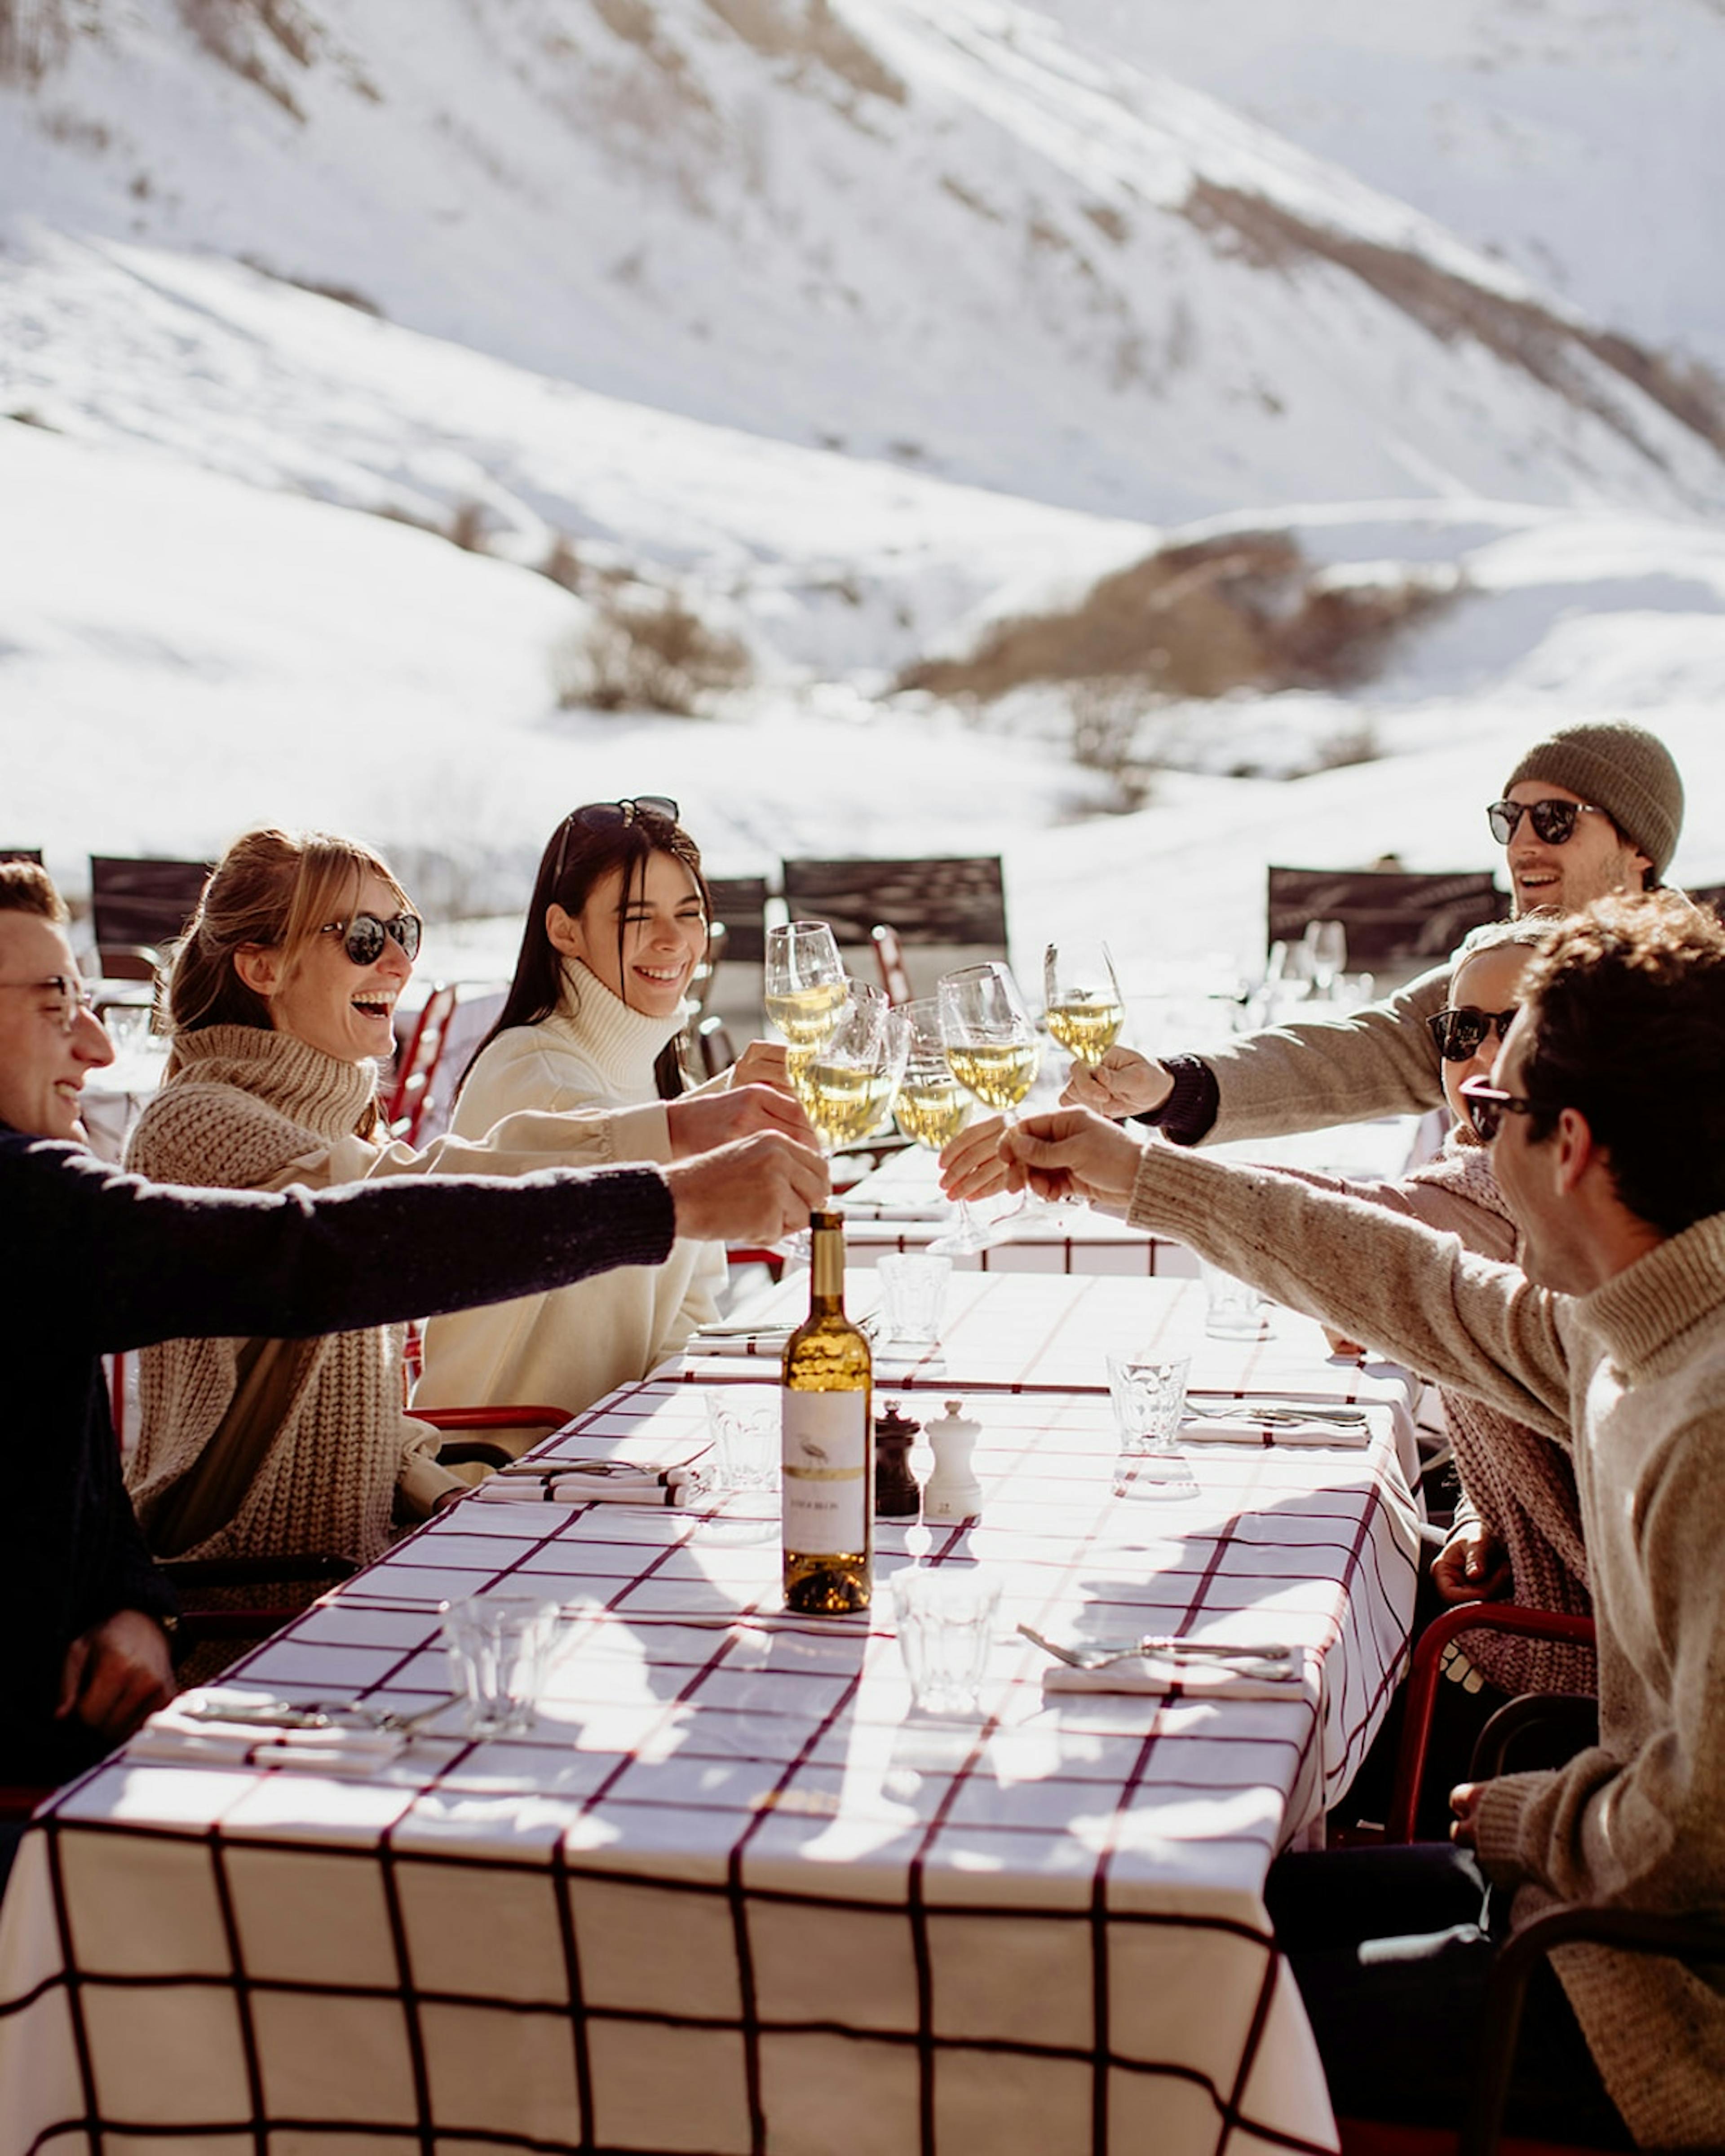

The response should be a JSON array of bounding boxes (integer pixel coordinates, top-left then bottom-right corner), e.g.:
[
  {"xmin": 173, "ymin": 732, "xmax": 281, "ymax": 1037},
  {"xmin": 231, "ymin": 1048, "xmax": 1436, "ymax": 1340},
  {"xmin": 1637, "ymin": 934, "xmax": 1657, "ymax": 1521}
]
[{"xmin": 4, "ymin": 0, "xmax": 1724, "ymax": 523}]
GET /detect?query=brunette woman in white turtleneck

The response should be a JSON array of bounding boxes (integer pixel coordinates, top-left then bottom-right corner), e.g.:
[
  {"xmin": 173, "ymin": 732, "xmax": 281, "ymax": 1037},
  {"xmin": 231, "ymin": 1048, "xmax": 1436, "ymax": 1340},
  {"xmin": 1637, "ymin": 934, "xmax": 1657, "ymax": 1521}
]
[{"xmin": 414, "ymin": 798, "xmax": 788, "ymax": 1438}]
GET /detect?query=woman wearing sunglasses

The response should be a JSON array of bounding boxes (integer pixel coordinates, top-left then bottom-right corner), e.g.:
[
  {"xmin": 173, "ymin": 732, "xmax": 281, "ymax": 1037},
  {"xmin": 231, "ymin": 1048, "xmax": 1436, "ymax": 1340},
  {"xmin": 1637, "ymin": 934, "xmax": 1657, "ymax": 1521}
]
[
  {"xmin": 413, "ymin": 798, "xmax": 786, "ymax": 1433},
  {"xmin": 120, "ymin": 822, "xmax": 758, "ymax": 1577}
]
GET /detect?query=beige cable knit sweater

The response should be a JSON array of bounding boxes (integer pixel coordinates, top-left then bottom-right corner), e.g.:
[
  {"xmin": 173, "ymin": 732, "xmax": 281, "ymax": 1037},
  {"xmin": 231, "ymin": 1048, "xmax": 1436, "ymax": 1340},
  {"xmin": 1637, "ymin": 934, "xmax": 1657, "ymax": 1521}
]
[
  {"xmin": 124, "ymin": 1025, "xmax": 674, "ymax": 1564},
  {"xmin": 1124, "ymin": 1141, "xmax": 1725, "ymax": 2148},
  {"xmin": 1277, "ymin": 1135, "xmax": 1595, "ymax": 1695},
  {"xmin": 415, "ymin": 971, "xmax": 724, "ymax": 1426}
]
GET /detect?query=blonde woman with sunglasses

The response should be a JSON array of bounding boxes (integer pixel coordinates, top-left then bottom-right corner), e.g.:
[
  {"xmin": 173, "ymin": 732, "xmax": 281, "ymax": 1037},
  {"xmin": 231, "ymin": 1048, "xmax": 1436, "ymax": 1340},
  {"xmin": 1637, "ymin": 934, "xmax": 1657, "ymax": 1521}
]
[
  {"xmin": 414, "ymin": 798, "xmax": 790, "ymax": 1437},
  {"xmin": 123, "ymin": 825, "xmax": 813, "ymax": 1574}
]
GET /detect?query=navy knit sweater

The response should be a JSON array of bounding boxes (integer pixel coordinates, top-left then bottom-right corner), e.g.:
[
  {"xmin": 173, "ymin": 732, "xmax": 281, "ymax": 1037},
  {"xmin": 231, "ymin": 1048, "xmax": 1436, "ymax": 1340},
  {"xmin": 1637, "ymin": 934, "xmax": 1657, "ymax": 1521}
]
[{"xmin": 1, "ymin": 1127, "xmax": 674, "ymax": 1783}]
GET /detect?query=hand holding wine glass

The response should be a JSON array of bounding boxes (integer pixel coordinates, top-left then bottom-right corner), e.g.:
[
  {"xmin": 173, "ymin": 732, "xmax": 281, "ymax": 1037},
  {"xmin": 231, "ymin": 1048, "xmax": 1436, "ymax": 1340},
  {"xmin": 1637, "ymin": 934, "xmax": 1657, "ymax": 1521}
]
[{"xmin": 937, "ymin": 963, "xmax": 1039, "ymax": 1237}]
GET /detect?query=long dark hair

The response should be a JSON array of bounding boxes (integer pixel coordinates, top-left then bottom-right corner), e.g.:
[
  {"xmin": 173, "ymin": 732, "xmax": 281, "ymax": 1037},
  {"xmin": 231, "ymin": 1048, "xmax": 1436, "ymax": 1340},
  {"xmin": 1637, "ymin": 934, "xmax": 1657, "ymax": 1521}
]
[{"xmin": 463, "ymin": 804, "xmax": 709, "ymax": 1101}]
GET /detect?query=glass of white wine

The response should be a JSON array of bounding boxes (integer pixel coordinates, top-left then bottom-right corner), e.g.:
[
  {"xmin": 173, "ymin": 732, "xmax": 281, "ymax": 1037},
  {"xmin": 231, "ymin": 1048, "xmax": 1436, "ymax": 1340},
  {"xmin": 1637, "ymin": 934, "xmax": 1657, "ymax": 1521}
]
[
  {"xmin": 764, "ymin": 920, "xmax": 850, "ymax": 1074},
  {"xmin": 892, "ymin": 997, "xmax": 990, "ymax": 1256},
  {"xmin": 1043, "ymin": 941, "xmax": 1125, "ymax": 1069},
  {"xmin": 777, "ymin": 983, "xmax": 907, "ymax": 1262},
  {"xmin": 937, "ymin": 962, "xmax": 1040, "ymax": 1238}
]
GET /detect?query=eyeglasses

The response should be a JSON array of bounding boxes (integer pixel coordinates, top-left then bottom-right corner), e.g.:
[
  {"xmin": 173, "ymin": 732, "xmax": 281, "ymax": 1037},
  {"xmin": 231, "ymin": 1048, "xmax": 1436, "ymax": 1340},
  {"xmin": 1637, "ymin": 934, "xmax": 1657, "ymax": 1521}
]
[
  {"xmin": 1458, "ymin": 1075, "xmax": 1542, "ymax": 1143},
  {"xmin": 0, "ymin": 975, "xmax": 99, "ymax": 1033},
  {"xmin": 552, "ymin": 797, "xmax": 680, "ymax": 885},
  {"xmin": 1486, "ymin": 797, "xmax": 1606, "ymax": 848},
  {"xmin": 1427, "ymin": 1004, "xmax": 1519, "ymax": 1063},
  {"xmin": 319, "ymin": 912, "xmax": 422, "ymax": 966}
]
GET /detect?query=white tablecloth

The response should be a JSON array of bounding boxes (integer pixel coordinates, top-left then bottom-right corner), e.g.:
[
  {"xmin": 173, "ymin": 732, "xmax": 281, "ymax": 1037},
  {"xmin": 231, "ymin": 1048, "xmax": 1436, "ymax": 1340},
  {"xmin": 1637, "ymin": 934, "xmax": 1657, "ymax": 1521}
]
[{"xmin": 0, "ymin": 1361, "xmax": 1419, "ymax": 2156}]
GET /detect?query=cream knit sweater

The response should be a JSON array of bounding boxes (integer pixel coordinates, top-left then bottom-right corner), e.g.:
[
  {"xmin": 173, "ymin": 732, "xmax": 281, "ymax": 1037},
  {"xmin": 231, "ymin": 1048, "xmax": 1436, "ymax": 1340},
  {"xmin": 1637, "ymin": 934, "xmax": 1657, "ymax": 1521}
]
[
  {"xmin": 414, "ymin": 968, "xmax": 725, "ymax": 1425},
  {"xmin": 1124, "ymin": 1141, "xmax": 1725, "ymax": 2148},
  {"xmin": 124, "ymin": 1024, "xmax": 673, "ymax": 1564}
]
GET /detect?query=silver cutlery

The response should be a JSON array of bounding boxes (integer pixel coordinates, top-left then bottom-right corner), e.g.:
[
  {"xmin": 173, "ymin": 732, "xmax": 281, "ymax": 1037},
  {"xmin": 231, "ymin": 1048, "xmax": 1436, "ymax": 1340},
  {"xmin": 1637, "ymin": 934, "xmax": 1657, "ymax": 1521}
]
[
  {"xmin": 1183, "ymin": 1400, "xmax": 1369, "ymax": 1427},
  {"xmin": 185, "ymin": 1694, "xmax": 461, "ymax": 1736},
  {"xmin": 1017, "ymin": 1623, "xmax": 1298, "ymax": 1675}
]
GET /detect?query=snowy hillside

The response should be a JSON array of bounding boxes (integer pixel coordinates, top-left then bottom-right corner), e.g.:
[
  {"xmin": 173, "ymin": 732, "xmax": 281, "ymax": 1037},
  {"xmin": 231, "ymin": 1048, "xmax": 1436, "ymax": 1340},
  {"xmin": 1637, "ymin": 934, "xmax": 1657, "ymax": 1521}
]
[
  {"xmin": 1049, "ymin": 0, "xmax": 1725, "ymax": 375},
  {"xmin": 3, "ymin": 0, "xmax": 1723, "ymax": 1000},
  {"xmin": 4, "ymin": 0, "xmax": 1725, "ymax": 523}
]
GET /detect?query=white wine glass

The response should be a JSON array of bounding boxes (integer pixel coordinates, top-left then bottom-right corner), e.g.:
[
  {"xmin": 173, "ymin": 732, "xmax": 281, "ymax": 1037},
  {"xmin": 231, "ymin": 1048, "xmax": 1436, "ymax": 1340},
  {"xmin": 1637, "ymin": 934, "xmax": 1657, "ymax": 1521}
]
[
  {"xmin": 765, "ymin": 921, "xmax": 849, "ymax": 1068},
  {"xmin": 892, "ymin": 998, "xmax": 989, "ymax": 1257},
  {"xmin": 937, "ymin": 962, "xmax": 1040, "ymax": 1238},
  {"xmin": 1042, "ymin": 941, "xmax": 1124, "ymax": 1069},
  {"xmin": 1303, "ymin": 919, "xmax": 1348, "ymax": 1001},
  {"xmin": 777, "ymin": 983, "xmax": 908, "ymax": 1262}
]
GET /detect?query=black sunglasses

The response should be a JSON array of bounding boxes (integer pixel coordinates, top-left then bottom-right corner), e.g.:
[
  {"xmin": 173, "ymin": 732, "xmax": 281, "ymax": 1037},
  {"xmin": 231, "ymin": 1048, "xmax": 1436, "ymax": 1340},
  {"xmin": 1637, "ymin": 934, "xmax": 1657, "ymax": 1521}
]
[
  {"xmin": 551, "ymin": 797, "xmax": 680, "ymax": 885},
  {"xmin": 1486, "ymin": 797, "xmax": 1605, "ymax": 847},
  {"xmin": 320, "ymin": 911, "xmax": 422, "ymax": 966},
  {"xmin": 1427, "ymin": 1004, "xmax": 1518, "ymax": 1063},
  {"xmin": 1458, "ymin": 1075, "xmax": 1542, "ymax": 1144}
]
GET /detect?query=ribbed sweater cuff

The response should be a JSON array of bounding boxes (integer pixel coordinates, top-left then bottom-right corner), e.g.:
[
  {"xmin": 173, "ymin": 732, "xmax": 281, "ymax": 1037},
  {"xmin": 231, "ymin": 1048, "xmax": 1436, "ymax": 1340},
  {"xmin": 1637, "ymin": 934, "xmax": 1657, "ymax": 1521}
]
[
  {"xmin": 1130, "ymin": 1055, "xmax": 1218, "ymax": 1147},
  {"xmin": 1473, "ymin": 1769, "xmax": 1552, "ymax": 1884}
]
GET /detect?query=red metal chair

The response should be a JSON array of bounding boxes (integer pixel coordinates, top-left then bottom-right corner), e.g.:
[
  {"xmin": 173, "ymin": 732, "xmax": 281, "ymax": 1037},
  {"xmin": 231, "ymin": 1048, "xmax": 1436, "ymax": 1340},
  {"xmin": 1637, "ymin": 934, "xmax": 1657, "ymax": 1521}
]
[
  {"xmin": 871, "ymin": 923, "xmax": 914, "ymax": 1005},
  {"xmin": 385, "ymin": 981, "xmax": 457, "ymax": 1144},
  {"xmin": 1384, "ymin": 1601, "xmax": 1597, "ymax": 1844}
]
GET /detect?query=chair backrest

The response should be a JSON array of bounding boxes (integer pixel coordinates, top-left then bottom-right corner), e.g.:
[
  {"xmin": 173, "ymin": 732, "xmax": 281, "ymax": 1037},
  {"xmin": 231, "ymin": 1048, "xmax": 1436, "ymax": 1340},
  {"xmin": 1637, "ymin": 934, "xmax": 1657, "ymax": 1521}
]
[
  {"xmin": 1685, "ymin": 881, "xmax": 1725, "ymax": 922},
  {"xmin": 89, "ymin": 855, "xmax": 212, "ymax": 976},
  {"xmin": 1267, "ymin": 866, "xmax": 1507, "ymax": 985},
  {"xmin": 783, "ymin": 855, "xmax": 1008, "ymax": 1002},
  {"xmin": 385, "ymin": 982, "xmax": 457, "ymax": 1145},
  {"xmin": 871, "ymin": 923, "xmax": 914, "ymax": 1005},
  {"xmin": 703, "ymin": 877, "xmax": 770, "ymax": 966},
  {"xmin": 0, "ymin": 848, "xmax": 43, "ymax": 865}
]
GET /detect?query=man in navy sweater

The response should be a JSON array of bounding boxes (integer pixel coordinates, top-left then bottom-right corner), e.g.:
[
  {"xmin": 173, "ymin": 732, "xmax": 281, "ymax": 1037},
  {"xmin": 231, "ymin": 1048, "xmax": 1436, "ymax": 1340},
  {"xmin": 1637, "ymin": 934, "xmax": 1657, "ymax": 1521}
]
[{"xmin": 0, "ymin": 862, "xmax": 824, "ymax": 1793}]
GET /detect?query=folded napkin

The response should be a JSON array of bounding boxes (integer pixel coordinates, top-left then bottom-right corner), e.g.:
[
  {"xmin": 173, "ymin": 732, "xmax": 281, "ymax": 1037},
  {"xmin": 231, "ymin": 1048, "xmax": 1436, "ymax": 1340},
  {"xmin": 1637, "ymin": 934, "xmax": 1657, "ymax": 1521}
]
[
  {"xmin": 1178, "ymin": 1409, "xmax": 1374, "ymax": 1449},
  {"xmin": 687, "ymin": 1327, "xmax": 792, "ymax": 1359},
  {"xmin": 472, "ymin": 1466, "xmax": 695, "ymax": 1507},
  {"xmin": 1041, "ymin": 1650, "xmax": 1308, "ymax": 1701},
  {"xmin": 133, "ymin": 1691, "xmax": 407, "ymax": 1775}
]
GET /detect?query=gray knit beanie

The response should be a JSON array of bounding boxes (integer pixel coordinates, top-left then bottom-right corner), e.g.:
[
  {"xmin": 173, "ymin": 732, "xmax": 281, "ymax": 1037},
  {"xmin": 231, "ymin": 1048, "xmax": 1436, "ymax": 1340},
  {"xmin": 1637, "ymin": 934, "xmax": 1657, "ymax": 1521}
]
[{"xmin": 1501, "ymin": 721, "xmax": 1683, "ymax": 881}]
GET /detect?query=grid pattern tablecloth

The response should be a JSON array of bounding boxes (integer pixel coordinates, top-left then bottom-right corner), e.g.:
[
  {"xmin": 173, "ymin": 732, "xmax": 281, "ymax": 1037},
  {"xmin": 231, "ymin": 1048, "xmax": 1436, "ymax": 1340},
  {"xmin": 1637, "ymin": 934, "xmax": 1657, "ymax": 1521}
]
[
  {"xmin": 0, "ymin": 1378, "xmax": 1418, "ymax": 2156},
  {"xmin": 679, "ymin": 1273, "xmax": 1420, "ymax": 1476}
]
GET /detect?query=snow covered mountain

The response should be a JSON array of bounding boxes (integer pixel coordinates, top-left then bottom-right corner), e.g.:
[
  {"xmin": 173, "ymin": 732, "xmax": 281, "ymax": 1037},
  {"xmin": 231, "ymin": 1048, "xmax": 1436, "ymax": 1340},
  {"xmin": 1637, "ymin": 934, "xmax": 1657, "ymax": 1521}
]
[{"xmin": 5, "ymin": 0, "xmax": 1724, "ymax": 526}]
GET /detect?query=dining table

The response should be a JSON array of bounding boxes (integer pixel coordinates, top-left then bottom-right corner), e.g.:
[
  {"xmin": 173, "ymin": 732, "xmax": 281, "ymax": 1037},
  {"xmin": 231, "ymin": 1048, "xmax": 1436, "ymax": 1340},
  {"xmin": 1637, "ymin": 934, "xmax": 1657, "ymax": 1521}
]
[{"xmin": 0, "ymin": 1273, "xmax": 1422, "ymax": 2156}]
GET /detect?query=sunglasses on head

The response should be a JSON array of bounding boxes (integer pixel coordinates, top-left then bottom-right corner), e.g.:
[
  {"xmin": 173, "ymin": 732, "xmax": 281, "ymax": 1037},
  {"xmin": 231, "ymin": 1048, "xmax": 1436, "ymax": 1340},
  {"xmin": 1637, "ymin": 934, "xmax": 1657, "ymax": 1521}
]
[
  {"xmin": 319, "ymin": 912, "xmax": 422, "ymax": 966},
  {"xmin": 551, "ymin": 797, "xmax": 681, "ymax": 885},
  {"xmin": 1458, "ymin": 1075, "xmax": 1543, "ymax": 1144},
  {"xmin": 1427, "ymin": 1004, "xmax": 1518, "ymax": 1063},
  {"xmin": 1486, "ymin": 797, "xmax": 1606, "ymax": 847}
]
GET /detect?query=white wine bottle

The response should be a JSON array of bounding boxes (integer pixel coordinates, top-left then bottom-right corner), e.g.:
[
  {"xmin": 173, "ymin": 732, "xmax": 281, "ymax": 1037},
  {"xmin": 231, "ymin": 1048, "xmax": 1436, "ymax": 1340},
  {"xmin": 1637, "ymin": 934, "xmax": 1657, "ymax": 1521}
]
[{"xmin": 782, "ymin": 1208, "xmax": 873, "ymax": 1614}]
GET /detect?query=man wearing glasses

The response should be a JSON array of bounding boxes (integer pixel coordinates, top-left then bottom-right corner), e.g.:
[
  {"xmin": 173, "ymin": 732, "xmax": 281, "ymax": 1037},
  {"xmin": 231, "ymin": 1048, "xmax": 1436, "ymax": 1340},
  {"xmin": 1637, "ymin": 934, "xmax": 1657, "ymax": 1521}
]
[
  {"xmin": 1051, "ymin": 718, "xmax": 1685, "ymax": 1151},
  {"xmin": 982, "ymin": 891, "xmax": 1725, "ymax": 2146},
  {"xmin": 0, "ymin": 864, "xmax": 825, "ymax": 1812}
]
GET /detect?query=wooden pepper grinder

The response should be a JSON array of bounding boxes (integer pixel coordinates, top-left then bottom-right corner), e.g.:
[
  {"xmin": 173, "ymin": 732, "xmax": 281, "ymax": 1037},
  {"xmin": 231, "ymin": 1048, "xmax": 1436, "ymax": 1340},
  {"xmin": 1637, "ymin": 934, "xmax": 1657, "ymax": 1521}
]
[
  {"xmin": 921, "ymin": 1398, "xmax": 982, "ymax": 1524},
  {"xmin": 874, "ymin": 1400, "xmax": 922, "ymax": 1518}
]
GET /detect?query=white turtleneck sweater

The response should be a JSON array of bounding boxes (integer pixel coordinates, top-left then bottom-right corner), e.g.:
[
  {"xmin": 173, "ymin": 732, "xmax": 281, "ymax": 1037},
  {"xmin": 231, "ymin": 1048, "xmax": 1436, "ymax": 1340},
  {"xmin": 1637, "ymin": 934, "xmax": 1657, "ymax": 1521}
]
[{"xmin": 414, "ymin": 967, "xmax": 726, "ymax": 1430}]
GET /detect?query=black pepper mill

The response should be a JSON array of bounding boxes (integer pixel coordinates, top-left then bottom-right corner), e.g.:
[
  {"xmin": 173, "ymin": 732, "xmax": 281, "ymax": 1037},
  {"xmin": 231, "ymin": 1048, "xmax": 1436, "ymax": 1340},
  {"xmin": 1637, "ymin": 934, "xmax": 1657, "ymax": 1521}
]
[{"xmin": 873, "ymin": 1399, "xmax": 922, "ymax": 1518}]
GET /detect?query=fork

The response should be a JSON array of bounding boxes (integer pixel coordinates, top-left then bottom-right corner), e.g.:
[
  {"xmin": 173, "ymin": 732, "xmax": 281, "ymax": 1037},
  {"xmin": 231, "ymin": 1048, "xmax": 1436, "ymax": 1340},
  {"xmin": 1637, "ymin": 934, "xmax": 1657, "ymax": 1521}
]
[
  {"xmin": 1183, "ymin": 1400, "xmax": 1369, "ymax": 1427},
  {"xmin": 1017, "ymin": 1623, "xmax": 1296, "ymax": 1673}
]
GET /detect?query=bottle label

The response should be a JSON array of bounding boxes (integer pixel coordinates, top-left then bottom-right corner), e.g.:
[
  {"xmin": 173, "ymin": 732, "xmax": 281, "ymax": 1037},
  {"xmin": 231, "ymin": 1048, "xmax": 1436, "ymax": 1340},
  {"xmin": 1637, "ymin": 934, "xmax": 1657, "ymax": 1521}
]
[{"xmin": 782, "ymin": 1390, "xmax": 870, "ymax": 1552}]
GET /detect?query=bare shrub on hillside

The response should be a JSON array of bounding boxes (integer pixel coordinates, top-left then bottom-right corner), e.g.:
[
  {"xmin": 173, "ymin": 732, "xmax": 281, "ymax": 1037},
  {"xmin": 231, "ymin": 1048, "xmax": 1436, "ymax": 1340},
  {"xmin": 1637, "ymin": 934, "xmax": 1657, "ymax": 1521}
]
[
  {"xmin": 1068, "ymin": 675, "xmax": 1163, "ymax": 810},
  {"xmin": 897, "ymin": 535, "xmax": 1456, "ymax": 716},
  {"xmin": 551, "ymin": 590, "xmax": 752, "ymax": 716},
  {"xmin": 447, "ymin": 499, "xmax": 490, "ymax": 554}
]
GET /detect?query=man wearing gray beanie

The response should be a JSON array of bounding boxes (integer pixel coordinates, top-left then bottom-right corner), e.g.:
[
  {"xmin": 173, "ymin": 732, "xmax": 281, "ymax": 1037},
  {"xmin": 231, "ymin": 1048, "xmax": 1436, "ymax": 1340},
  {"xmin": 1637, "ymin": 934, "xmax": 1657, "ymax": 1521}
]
[
  {"xmin": 963, "ymin": 720, "xmax": 1690, "ymax": 1153},
  {"xmin": 1494, "ymin": 720, "xmax": 1682, "ymax": 915}
]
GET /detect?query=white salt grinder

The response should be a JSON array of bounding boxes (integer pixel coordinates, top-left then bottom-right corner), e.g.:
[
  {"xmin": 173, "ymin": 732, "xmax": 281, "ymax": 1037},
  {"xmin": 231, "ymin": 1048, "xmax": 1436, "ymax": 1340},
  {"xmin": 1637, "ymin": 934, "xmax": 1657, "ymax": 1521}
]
[{"xmin": 921, "ymin": 1398, "xmax": 982, "ymax": 1523}]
